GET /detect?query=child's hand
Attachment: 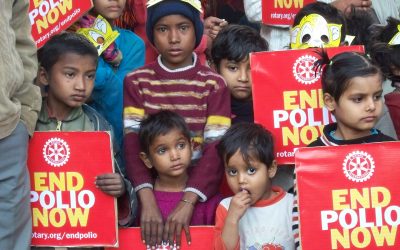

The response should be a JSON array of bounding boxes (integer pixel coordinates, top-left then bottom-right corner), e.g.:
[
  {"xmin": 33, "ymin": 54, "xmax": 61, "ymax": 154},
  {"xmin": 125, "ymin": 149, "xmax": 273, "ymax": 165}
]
[
  {"xmin": 204, "ymin": 16, "xmax": 228, "ymax": 40},
  {"xmin": 227, "ymin": 190, "xmax": 251, "ymax": 222},
  {"xmin": 95, "ymin": 173, "xmax": 125, "ymax": 198},
  {"xmin": 163, "ymin": 195, "xmax": 196, "ymax": 248}
]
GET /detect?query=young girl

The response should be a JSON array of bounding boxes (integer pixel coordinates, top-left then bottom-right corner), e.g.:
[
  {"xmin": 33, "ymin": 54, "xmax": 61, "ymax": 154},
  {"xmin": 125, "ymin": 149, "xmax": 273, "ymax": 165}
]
[
  {"xmin": 138, "ymin": 111, "xmax": 221, "ymax": 229},
  {"xmin": 77, "ymin": 0, "xmax": 145, "ymax": 151},
  {"xmin": 215, "ymin": 123, "xmax": 294, "ymax": 250},
  {"xmin": 292, "ymin": 50, "xmax": 396, "ymax": 249},
  {"xmin": 369, "ymin": 17, "xmax": 400, "ymax": 139}
]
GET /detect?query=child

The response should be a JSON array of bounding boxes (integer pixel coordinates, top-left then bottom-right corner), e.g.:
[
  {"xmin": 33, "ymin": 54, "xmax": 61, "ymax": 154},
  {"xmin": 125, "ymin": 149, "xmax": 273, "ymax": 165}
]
[
  {"xmin": 290, "ymin": 2, "xmax": 347, "ymax": 49},
  {"xmin": 211, "ymin": 24, "xmax": 268, "ymax": 124},
  {"xmin": 215, "ymin": 123, "xmax": 295, "ymax": 250},
  {"xmin": 79, "ymin": 0, "xmax": 145, "ymax": 151},
  {"xmin": 138, "ymin": 110, "xmax": 221, "ymax": 226},
  {"xmin": 292, "ymin": 51, "xmax": 396, "ymax": 249},
  {"xmin": 123, "ymin": 0, "xmax": 231, "ymax": 247},
  {"xmin": 35, "ymin": 33, "xmax": 137, "ymax": 230},
  {"xmin": 369, "ymin": 17, "xmax": 400, "ymax": 139}
]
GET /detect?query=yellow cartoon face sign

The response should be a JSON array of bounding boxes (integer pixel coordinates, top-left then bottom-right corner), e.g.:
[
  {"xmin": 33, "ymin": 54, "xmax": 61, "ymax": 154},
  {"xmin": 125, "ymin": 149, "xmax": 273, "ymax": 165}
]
[
  {"xmin": 77, "ymin": 15, "xmax": 119, "ymax": 56},
  {"xmin": 389, "ymin": 24, "xmax": 400, "ymax": 46},
  {"xmin": 290, "ymin": 14, "xmax": 342, "ymax": 49}
]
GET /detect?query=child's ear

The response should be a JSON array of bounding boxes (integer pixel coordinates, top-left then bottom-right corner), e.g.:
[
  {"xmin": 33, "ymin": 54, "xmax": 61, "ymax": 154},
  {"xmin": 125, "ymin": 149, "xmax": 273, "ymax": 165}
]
[
  {"xmin": 37, "ymin": 66, "xmax": 49, "ymax": 86},
  {"xmin": 267, "ymin": 160, "xmax": 278, "ymax": 178},
  {"xmin": 139, "ymin": 152, "xmax": 153, "ymax": 169},
  {"xmin": 323, "ymin": 93, "xmax": 336, "ymax": 112}
]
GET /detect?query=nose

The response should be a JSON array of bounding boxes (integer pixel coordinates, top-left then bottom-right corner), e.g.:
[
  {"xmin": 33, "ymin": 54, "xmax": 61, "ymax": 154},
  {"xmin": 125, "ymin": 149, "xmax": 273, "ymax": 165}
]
[
  {"xmin": 238, "ymin": 68, "xmax": 249, "ymax": 82},
  {"xmin": 169, "ymin": 28, "xmax": 180, "ymax": 44},
  {"xmin": 74, "ymin": 76, "xmax": 86, "ymax": 92},
  {"xmin": 170, "ymin": 149, "xmax": 180, "ymax": 161},
  {"xmin": 366, "ymin": 97, "xmax": 376, "ymax": 112},
  {"xmin": 238, "ymin": 172, "xmax": 246, "ymax": 185}
]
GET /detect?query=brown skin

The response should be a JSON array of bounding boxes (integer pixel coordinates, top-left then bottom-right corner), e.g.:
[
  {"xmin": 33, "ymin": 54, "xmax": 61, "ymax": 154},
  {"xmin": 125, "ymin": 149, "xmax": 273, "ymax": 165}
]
[{"xmin": 331, "ymin": 0, "xmax": 372, "ymax": 15}]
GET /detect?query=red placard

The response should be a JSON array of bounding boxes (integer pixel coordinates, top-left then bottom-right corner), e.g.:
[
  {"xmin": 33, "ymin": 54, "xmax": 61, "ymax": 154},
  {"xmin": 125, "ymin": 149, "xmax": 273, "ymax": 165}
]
[
  {"xmin": 105, "ymin": 227, "xmax": 215, "ymax": 250},
  {"xmin": 29, "ymin": 0, "xmax": 93, "ymax": 48},
  {"xmin": 251, "ymin": 46, "xmax": 364, "ymax": 164},
  {"xmin": 295, "ymin": 142, "xmax": 400, "ymax": 249},
  {"xmin": 28, "ymin": 131, "xmax": 117, "ymax": 247},
  {"xmin": 262, "ymin": 0, "xmax": 315, "ymax": 26}
]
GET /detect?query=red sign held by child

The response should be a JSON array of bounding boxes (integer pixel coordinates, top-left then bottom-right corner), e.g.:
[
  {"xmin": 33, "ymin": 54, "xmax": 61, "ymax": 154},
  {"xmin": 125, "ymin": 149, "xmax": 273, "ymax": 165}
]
[
  {"xmin": 29, "ymin": 0, "xmax": 93, "ymax": 48},
  {"xmin": 295, "ymin": 142, "xmax": 400, "ymax": 249},
  {"xmin": 251, "ymin": 46, "xmax": 364, "ymax": 164},
  {"xmin": 28, "ymin": 131, "xmax": 117, "ymax": 247}
]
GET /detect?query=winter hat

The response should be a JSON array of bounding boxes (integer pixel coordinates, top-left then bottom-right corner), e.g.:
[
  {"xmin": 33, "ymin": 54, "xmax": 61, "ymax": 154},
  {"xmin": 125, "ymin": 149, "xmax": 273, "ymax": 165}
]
[{"xmin": 146, "ymin": 0, "xmax": 204, "ymax": 48}]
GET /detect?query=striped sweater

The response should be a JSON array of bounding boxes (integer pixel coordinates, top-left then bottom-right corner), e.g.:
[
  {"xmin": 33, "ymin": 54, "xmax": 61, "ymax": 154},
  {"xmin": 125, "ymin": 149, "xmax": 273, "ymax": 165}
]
[{"xmin": 123, "ymin": 54, "xmax": 231, "ymax": 201}]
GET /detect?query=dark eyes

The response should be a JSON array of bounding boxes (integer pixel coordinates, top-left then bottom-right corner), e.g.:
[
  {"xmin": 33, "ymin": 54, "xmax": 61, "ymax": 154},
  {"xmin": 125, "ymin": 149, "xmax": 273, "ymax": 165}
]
[{"xmin": 247, "ymin": 168, "xmax": 256, "ymax": 175}]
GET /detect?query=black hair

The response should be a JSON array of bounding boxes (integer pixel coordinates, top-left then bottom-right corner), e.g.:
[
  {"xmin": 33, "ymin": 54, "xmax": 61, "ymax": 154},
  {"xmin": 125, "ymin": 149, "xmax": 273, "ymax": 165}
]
[
  {"xmin": 211, "ymin": 24, "xmax": 268, "ymax": 69},
  {"xmin": 314, "ymin": 50, "xmax": 382, "ymax": 102},
  {"xmin": 345, "ymin": 7, "xmax": 376, "ymax": 47},
  {"xmin": 217, "ymin": 122, "xmax": 275, "ymax": 168},
  {"xmin": 293, "ymin": 2, "xmax": 347, "ymax": 43},
  {"xmin": 369, "ymin": 17, "xmax": 400, "ymax": 81},
  {"xmin": 38, "ymin": 32, "xmax": 98, "ymax": 72},
  {"xmin": 139, "ymin": 110, "xmax": 191, "ymax": 154}
]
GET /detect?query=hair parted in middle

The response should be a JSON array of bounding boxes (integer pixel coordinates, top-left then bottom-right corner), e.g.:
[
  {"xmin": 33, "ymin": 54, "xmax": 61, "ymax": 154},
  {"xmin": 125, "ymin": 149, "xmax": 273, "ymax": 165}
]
[
  {"xmin": 139, "ymin": 110, "xmax": 191, "ymax": 155},
  {"xmin": 314, "ymin": 50, "xmax": 382, "ymax": 102},
  {"xmin": 211, "ymin": 24, "xmax": 268, "ymax": 69},
  {"xmin": 217, "ymin": 122, "xmax": 275, "ymax": 168}
]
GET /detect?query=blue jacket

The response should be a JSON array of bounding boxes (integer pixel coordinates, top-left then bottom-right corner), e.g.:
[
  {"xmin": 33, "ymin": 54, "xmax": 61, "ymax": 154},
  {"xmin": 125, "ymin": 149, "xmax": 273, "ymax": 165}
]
[{"xmin": 90, "ymin": 27, "xmax": 145, "ymax": 149}]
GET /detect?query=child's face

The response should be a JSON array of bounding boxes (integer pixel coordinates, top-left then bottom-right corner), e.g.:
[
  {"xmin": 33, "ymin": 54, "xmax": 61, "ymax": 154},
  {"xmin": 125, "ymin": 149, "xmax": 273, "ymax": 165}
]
[
  {"xmin": 144, "ymin": 128, "xmax": 192, "ymax": 179},
  {"xmin": 41, "ymin": 53, "xmax": 96, "ymax": 113},
  {"xmin": 93, "ymin": 0, "xmax": 125, "ymax": 23},
  {"xmin": 153, "ymin": 14, "xmax": 196, "ymax": 70},
  {"xmin": 219, "ymin": 58, "xmax": 252, "ymax": 101},
  {"xmin": 325, "ymin": 73, "xmax": 383, "ymax": 139},
  {"xmin": 225, "ymin": 150, "xmax": 277, "ymax": 205}
]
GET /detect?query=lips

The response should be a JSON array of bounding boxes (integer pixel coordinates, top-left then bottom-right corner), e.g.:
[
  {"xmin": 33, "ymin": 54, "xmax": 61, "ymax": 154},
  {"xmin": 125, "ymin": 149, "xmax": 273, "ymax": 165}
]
[
  {"xmin": 71, "ymin": 95, "xmax": 86, "ymax": 102},
  {"xmin": 170, "ymin": 164, "xmax": 184, "ymax": 170},
  {"xmin": 168, "ymin": 48, "xmax": 183, "ymax": 56},
  {"xmin": 107, "ymin": 6, "xmax": 121, "ymax": 12},
  {"xmin": 361, "ymin": 116, "xmax": 377, "ymax": 122}
]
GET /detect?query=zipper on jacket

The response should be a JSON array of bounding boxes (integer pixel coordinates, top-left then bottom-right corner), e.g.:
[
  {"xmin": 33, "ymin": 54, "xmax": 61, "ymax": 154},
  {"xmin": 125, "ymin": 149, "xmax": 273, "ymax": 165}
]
[{"xmin": 56, "ymin": 120, "xmax": 62, "ymax": 131}]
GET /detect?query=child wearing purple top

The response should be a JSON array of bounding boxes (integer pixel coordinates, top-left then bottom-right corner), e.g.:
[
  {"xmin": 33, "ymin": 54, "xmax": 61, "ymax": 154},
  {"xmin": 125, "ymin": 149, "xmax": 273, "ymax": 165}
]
[{"xmin": 138, "ymin": 110, "xmax": 221, "ymax": 228}]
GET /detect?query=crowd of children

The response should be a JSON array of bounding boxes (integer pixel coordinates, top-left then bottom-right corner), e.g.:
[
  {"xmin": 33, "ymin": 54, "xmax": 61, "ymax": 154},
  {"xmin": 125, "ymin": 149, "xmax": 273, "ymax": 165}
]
[{"xmin": 2, "ymin": 0, "xmax": 400, "ymax": 249}]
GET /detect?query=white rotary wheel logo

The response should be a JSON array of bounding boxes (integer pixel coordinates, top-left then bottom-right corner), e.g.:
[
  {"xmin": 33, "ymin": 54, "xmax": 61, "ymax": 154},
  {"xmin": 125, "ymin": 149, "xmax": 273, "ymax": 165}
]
[
  {"xmin": 43, "ymin": 138, "xmax": 70, "ymax": 167},
  {"xmin": 342, "ymin": 151, "xmax": 375, "ymax": 182},
  {"xmin": 292, "ymin": 55, "xmax": 320, "ymax": 85}
]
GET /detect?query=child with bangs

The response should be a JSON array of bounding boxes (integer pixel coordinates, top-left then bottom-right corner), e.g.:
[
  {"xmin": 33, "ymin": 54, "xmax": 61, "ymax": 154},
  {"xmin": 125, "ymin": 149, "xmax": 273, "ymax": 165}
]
[
  {"xmin": 215, "ymin": 123, "xmax": 295, "ymax": 250},
  {"xmin": 292, "ymin": 50, "xmax": 397, "ymax": 249}
]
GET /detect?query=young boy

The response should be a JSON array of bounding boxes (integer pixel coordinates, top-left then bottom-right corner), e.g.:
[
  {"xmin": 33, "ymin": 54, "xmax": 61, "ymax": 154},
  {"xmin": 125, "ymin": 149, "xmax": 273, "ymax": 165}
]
[
  {"xmin": 138, "ymin": 110, "xmax": 221, "ymax": 226},
  {"xmin": 211, "ymin": 24, "xmax": 268, "ymax": 123},
  {"xmin": 215, "ymin": 123, "xmax": 295, "ymax": 250},
  {"xmin": 35, "ymin": 33, "xmax": 137, "ymax": 229},
  {"xmin": 123, "ymin": 0, "xmax": 231, "ymax": 247}
]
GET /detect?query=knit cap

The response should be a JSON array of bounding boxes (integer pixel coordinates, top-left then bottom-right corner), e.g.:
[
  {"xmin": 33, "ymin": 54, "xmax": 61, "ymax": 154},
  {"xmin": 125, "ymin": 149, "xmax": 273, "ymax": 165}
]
[{"xmin": 146, "ymin": 0, "xmax": 203, "ymax": 48}]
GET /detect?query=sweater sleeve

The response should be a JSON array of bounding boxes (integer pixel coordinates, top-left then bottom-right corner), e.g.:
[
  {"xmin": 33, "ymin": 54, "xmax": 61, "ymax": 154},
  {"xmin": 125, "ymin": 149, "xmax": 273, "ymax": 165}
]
[
  {"xmin": 244, "ymin": 0, "xmax": 262, "ymax": 23},
  {"xmin": 123, "ymin": 72, "xmax": 154, "ymax": 191},
  {"xmin": 11, "ymin": 0, "xmax": 41, "ymax": 136},
  {"xmin": 95, "ymin": 29, "xmax": 145, "ymax": 91},
  {"xmin": 214, "ymin": 204, "xmax": 240, "ymax": 250},
  {"xmin": 185, "ymin": 75, "xmax": 231, "ymax": 201}
]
